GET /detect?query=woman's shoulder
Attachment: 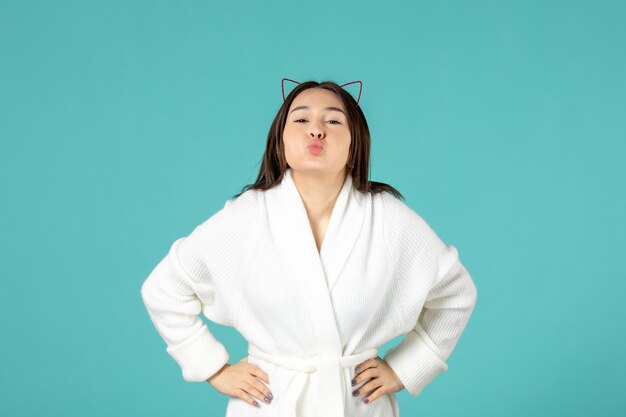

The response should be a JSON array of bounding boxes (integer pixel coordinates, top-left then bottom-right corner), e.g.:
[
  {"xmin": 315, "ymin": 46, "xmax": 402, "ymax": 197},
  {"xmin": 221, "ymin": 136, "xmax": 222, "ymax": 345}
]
[
  {"xmin": 222, "ymin": 187, "xmax": 263, "ymax": 215},
  {"xmin": 205, "ymin": 188, "xmax": 262, "ymax": 230},
  {"xmin": 179, "ymin": 189, "xmax": 262, "ymax": 251},
  {"xmin": 171, "ymin": 188, "xmax": 263, "ymax": 278},
  {"xmin": 378, "ymin": 190, "xmax": 425, "ymax": 229},
  {"xmin": 378, "ymin": 190, "xmax": 447, "ymax": 256}
]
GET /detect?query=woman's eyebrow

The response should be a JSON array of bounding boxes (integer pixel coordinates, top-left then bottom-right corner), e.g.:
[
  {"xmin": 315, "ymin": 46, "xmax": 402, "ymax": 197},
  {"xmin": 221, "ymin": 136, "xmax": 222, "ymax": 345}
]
[{"xmin": 289, "ymin": 106, "xmax": 346, "ymax": 115}]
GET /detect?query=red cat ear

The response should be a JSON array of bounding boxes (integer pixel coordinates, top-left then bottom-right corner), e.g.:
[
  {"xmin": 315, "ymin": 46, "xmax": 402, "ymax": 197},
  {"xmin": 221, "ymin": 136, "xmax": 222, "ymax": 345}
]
[
  {"xmin": 282, "ymin": 78, "xmax": 301, "ymax": 101},
  {"xmin": 339, "ymin": 80, "xmax": 363, "ymax": 106}
]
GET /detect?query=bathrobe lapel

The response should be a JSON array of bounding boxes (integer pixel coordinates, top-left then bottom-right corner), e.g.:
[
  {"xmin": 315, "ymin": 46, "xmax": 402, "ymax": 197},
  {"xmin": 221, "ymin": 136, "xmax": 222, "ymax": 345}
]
[
  {"xmin": 260, "ymin": 169, "xmax": 374, "ymax": 415},
  {"xmin": 265, "ymin": 168, "xmax": 365, "ymax": 353},
  {"xmin": 317, "ymin": 171, "xmax": 366, "ymax": 294}
]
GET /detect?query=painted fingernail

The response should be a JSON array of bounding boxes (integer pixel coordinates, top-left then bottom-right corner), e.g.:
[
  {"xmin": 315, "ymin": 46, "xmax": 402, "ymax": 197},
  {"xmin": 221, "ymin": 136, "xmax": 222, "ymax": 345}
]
[
  {"xmin": 364, "ymin": 398, "xmax": 369, "ymax": 404},
  {"xmin": 353, "ymin": 390, "xmax": 359, "ymax": 396},
  {"xmin": 268, "ymin": 393, "xmax": 273, "ymax": 400},
  {"xmin": 351, "ymin": 379, "xmax": 356, "ymax": 386},
  {"xmin": 253, "ymin": 400, "xmax": 259, "ymax": 407},
  {"xmin": 264, "ymin": 396, "xmax": 271, "ymax": 403},
  {"xmin": 355, "ymin": 367, "xmax": 359, "ymax": 373}
]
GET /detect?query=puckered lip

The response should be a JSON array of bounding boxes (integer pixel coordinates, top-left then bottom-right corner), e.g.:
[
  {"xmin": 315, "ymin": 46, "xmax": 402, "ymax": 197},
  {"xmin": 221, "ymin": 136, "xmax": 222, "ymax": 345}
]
[{"xmin": 308, "ymin": 139, "xmax": 324, "ymax": 148}]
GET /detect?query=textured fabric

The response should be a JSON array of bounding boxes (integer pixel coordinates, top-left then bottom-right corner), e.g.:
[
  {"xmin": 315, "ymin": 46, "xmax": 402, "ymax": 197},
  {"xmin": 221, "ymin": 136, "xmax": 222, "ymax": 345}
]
[{"xmin": 140, "ymin": 167, "xmax": 478, "ymax": 416}]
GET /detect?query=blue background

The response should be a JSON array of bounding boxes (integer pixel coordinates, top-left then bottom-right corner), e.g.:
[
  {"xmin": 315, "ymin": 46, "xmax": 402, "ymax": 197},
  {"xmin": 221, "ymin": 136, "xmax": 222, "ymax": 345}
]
[{"xmin": 1, "ymin": 0, "xmax": 624, "ymax": 416}]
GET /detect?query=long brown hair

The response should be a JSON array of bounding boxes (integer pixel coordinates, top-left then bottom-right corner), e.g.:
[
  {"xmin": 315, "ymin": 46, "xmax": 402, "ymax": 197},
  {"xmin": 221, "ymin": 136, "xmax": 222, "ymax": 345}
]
[{"xmin": 233, "ymin": 80, "xmax": 403, "ymax": 200}]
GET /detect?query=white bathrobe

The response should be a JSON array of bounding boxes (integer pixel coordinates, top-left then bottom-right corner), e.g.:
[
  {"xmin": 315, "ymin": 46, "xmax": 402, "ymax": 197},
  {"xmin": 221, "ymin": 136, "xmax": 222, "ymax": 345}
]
[{"xmin": 141, "ymin": 167, "xmax": 478, "ymax": 417}]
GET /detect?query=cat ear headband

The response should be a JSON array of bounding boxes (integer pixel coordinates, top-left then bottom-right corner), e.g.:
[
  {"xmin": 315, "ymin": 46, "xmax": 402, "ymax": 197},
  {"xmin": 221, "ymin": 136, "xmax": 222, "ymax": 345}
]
[{"xmin": 281, "ymin": 78, "xmax": 363, "ymax": 107}]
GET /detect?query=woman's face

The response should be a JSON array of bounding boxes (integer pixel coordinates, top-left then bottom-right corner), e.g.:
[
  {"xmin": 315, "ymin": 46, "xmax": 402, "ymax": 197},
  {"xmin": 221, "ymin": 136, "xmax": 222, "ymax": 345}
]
[{"xmin": 282, "ymin": 88, "xmax": 351, "ymax": 176}]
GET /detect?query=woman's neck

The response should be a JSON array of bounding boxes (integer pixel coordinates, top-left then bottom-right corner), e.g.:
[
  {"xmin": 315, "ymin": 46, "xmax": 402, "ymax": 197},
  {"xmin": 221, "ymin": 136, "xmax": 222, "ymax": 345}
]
[{"xmin": 290, "ymin": 169, "xmax": 346, "ymax": 221}]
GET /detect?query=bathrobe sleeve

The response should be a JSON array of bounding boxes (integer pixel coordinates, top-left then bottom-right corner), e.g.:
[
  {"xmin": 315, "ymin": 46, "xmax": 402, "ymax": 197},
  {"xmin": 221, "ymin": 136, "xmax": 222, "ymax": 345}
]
[
  {"xmin": 140, "ymin": 195, "xmax": 254, "ymax": 383},
  {"xmin": 381, "ymin": 192, "xmax": 478, "ymax": 397}
]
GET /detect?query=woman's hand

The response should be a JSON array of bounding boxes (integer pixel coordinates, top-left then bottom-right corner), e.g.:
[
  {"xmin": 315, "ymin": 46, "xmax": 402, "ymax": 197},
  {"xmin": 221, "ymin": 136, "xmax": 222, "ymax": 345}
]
[
  {"xmin": 351, "ymin": 357, "xmax": 405, "ymax": 404},
  {"xmin": 207, "ymin": 356, "xmax": 274, "ymax": 408}
]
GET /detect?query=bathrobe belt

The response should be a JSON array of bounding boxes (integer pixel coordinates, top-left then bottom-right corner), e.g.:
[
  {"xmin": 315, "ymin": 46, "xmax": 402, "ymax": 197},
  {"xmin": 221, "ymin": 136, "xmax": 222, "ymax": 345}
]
[{"xmin": 248, "ymin": 344, "xmax": 379, "ymax": 417}]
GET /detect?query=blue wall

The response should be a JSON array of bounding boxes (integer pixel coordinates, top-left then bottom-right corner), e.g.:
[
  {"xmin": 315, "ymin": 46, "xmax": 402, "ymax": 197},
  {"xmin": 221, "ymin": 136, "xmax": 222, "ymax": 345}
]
[{"xmin": 1, "ymin": 0, "xmax": 624, "ymax": 415}]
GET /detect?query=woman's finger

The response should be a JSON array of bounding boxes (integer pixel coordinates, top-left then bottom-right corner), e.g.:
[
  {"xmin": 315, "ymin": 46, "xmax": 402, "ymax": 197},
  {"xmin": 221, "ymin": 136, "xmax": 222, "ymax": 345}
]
[
  {"xmin": 248, "ymin": 364, "xmax": 270, "ymax": 385},
  {"xmin": 243, "ymin": 377, "xmax": 273, "ymax": 404},
  {"xmin": 352, "ymin": 367, "xmax": 376, "ymax": 388},
  {"xmin": 354, "ymin": 374, "xmax": 383, "ymax": 398},
  {"xmin": 355, "ymin": 357, "xmax": 379, "ymax": 375},
  {"xmin": 236, "ymin": 387, "xmax": 261, "ymax": 408},
  {"xmin": 362, "ymin": 385, "xmax": 387, "ymax": 405}
]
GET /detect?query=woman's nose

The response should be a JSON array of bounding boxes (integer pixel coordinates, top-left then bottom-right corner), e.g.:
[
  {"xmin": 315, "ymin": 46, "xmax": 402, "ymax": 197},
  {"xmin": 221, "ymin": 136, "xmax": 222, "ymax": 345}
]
[{"xmin": 309, "ymin": 128, "xmax": 324, "ymax": 139}]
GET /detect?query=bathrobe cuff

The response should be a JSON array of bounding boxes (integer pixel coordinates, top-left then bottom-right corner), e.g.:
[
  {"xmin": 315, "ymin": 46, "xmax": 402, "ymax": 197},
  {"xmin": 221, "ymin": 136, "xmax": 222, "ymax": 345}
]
[
  {"xmin": 166, "ymin": 324, "xmax": 230, "ymax": 383},
  {"xmin": 383, "ymin": 325, "xmax": 449, "ymax": 397}
]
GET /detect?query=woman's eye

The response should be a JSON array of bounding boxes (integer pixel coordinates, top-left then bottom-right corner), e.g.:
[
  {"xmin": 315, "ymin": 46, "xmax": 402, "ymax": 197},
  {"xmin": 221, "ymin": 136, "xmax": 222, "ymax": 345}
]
[{"xmin": 293, "ymin": 119, "xmax": 342, "ymax": 125}]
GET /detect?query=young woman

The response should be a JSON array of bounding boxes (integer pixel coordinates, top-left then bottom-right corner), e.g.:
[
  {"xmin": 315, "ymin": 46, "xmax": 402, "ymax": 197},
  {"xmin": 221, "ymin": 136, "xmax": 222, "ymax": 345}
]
[{"xmin": 141, "ymin": 79, "xmax": 478, "ymax": 417}]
